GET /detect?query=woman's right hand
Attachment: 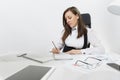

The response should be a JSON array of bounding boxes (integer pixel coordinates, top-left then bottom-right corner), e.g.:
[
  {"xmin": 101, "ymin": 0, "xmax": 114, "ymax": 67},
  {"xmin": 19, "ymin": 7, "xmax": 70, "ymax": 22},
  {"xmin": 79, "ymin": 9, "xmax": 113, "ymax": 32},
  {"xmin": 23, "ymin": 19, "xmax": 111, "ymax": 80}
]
[{"xmin": 51, "ymin": 48, "xmax": 60, "ymax": 54}]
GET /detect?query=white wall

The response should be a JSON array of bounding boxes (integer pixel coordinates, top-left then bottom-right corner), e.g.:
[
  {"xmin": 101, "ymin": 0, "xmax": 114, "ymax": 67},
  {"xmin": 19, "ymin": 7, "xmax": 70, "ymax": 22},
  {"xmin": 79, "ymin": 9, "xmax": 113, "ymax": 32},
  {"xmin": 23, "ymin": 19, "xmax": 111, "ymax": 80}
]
[
  {"xmin": 0, "ymin": 0, "xmax": 119, "ymax": 57},
  {"xmin": 104, "ymin": 0, "xmax": 120, "ymax": 54}
]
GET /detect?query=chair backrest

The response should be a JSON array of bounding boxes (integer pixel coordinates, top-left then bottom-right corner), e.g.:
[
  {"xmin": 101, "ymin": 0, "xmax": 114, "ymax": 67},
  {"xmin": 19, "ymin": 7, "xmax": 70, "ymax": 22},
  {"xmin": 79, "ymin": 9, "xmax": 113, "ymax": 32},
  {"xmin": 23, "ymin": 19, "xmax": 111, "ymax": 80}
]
[
  {"xmin": 81, "ymin": 13, "xmax": 91, "ymax": 48},
  {"xmin": 81, "ymin": 13, "xmax": 91, "ymax": 28}
]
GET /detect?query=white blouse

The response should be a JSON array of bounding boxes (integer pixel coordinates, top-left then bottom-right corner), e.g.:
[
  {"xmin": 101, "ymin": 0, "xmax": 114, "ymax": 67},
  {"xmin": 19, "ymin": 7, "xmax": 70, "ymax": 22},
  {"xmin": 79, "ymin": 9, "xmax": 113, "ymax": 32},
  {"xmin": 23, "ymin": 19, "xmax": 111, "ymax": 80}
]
[{"xmin": 56, "ymin": 27, "xmax": 105, "ymax": 55}]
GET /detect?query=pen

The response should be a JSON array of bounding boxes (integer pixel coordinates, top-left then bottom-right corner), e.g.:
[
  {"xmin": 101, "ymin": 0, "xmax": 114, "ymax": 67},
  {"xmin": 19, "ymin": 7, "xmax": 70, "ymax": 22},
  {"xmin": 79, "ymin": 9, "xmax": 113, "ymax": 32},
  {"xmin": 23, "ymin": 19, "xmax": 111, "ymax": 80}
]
[
  {"xmin": 17, "ymin": 53, "xmax": 43, "ymax": 63},
  {"xmin": 52, "ymin": 41, "xmax": 58, "ymax": 51},
  {"xmin": 52, "ymin": 41, "xmax": 58, "ymax": 59},
  {"xmin": 90, "ymin": 57, "xmax": 102, "ymax": 61},
  {"xmin": 84, "ymin": 57, "xmax": 102, "ymax": 61}
]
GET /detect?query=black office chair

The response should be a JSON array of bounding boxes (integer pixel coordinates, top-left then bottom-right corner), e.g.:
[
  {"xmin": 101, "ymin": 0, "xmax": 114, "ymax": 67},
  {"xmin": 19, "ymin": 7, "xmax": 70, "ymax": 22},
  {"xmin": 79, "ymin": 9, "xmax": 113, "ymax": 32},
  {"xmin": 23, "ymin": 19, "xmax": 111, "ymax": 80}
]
[
  {"xmin": 81, "ymin": 13, "xmax": 91, "ymax": 28},
  {"xmin": 81, "ymin": 13, "xmax": 91, "ymax": 48}
]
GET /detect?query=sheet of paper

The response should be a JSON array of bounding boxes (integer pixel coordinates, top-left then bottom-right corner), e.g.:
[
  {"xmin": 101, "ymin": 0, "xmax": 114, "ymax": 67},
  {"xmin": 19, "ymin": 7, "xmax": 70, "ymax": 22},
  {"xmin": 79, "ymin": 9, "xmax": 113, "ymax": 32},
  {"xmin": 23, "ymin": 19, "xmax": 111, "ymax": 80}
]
[{"xmin": 54, "ymin": 53, "xmax": 73, "ymax": 60}]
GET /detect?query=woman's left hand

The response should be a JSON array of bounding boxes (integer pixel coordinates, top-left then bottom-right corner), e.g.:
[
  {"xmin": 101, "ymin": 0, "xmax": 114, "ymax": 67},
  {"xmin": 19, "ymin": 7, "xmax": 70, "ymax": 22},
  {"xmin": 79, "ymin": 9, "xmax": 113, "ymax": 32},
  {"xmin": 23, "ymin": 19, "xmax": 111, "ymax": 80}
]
[{"xmin": 65, "ymin": 49, "xmax": 82, "ymax": 55}]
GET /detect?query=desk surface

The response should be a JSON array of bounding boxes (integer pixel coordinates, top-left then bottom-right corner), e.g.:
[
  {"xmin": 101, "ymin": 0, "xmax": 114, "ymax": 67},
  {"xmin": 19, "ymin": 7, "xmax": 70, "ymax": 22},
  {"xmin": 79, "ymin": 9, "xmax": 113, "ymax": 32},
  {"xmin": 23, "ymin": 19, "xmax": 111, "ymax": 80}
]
[{"xmin": 0, "ymin": 52, "xmax": 120, "ymax": 80}]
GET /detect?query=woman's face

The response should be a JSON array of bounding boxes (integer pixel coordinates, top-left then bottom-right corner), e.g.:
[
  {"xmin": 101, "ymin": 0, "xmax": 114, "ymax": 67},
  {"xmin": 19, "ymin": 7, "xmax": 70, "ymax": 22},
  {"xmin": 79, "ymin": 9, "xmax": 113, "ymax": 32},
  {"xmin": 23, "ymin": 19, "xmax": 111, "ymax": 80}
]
[{"xmin": 65, "ymin": 10, "xmax": 79, "ymax": 28}]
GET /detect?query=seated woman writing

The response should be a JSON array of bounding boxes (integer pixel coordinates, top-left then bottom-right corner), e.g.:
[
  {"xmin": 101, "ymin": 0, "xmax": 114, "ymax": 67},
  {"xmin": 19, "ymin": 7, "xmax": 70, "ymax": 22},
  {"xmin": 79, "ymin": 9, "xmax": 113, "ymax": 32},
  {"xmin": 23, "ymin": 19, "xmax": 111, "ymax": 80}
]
[{"xmin": 51, "ymin": 6, "xmax": 105, "ymax": 55}]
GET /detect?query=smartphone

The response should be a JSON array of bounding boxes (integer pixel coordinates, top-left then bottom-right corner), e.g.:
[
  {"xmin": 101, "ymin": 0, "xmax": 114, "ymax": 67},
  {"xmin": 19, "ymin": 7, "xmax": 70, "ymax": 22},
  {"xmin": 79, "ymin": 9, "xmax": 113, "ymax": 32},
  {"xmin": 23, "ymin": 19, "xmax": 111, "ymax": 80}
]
[{"xmin": 107, "ymin": 63, "xmax": 120, "ymax": 71}]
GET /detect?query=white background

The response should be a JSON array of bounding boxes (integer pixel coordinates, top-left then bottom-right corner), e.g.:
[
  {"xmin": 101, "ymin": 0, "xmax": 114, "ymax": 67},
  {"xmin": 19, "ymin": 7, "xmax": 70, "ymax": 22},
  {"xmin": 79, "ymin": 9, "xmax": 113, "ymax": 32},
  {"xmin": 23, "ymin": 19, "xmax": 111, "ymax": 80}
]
[{"xmin": 0, "ymin": 0, "xmax": 120, "ymax": 56}]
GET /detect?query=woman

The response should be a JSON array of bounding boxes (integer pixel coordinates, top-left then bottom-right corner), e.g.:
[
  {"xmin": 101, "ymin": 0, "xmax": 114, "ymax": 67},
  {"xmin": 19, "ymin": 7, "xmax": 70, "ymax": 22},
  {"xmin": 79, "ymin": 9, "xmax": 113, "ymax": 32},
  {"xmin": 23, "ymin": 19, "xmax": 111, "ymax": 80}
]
[{"xmin": 51, "ymin": 6, "xmax": 105, "ymax": 55}]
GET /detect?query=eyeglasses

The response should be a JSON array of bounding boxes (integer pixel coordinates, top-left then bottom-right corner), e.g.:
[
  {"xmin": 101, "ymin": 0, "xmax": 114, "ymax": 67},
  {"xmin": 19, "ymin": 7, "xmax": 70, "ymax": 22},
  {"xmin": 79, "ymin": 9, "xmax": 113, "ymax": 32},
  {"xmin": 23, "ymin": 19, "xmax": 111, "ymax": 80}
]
[{"xmin": 74, "ymin": 57, "xmax": 102, "ymax": 69}]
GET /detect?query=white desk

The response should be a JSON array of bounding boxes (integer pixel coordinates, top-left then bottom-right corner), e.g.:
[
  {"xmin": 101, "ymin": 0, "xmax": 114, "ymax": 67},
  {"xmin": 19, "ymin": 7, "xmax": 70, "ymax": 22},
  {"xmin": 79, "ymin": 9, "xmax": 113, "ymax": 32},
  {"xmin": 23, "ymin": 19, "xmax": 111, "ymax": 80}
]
[{"xmin": 0, "ymin": 52, "xmax": 120, "ymax": 80}]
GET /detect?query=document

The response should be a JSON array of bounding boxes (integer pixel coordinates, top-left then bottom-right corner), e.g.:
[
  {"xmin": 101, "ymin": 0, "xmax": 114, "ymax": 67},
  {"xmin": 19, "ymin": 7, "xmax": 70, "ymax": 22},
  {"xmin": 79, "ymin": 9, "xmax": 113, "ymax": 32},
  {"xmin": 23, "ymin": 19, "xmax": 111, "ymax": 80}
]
[
  {"xmin": 33, "ymin": 53, "xmax": 73, "ymax": 62},
  {"xmin": 53, "ymin": 53, "xmax": 73, "ymax": 60}
]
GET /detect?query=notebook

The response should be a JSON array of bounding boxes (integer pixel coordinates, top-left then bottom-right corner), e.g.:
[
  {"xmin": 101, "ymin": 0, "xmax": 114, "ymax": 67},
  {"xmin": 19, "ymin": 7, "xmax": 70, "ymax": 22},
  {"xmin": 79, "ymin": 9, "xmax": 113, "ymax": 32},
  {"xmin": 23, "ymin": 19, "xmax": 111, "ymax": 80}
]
[{"xmin": 5, "ymin": 65, "xmax": 55, "ymax": 80}]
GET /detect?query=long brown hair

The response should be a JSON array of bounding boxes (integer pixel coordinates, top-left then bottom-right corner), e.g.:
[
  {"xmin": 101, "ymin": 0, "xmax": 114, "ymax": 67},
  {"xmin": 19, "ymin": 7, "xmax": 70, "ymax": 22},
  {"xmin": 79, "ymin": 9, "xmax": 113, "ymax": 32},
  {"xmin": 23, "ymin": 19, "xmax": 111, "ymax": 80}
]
[{"xmin": 62, "ymin": 6, "xmax": 87, "ymax": 43}]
